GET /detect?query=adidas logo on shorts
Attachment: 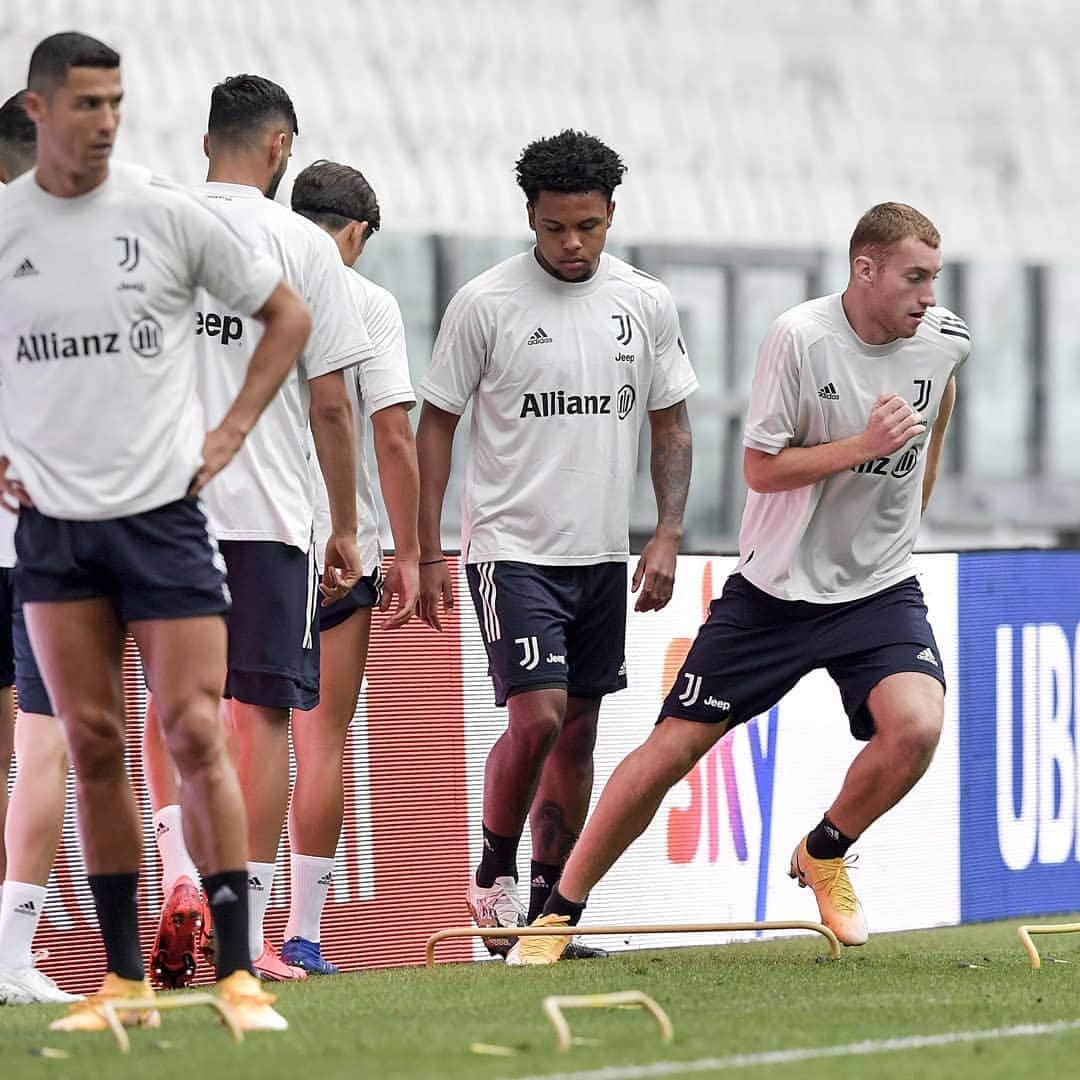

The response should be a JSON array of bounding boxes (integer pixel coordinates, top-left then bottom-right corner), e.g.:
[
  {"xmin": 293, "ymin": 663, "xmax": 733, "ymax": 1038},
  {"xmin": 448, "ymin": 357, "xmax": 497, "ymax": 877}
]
[{"xmin": 916, "ymin": 647, "xmax": 939, "ymax": 667}]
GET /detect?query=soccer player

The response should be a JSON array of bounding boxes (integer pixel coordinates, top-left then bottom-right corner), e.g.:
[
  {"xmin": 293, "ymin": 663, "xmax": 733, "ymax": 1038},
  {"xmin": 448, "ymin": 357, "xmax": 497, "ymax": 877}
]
[
  {"xmin": 283, "ymin": 159, "xmax": 420, "ymax": 973},
  {"xmin": 0, "ymin": 87, "xmax": 35, "ymax": 924},
  {"xmin": 0, "ymin": 33, "xmax": 309, "ymax": 1029},
  {"xmin": 141, "ymin": 75, "xmax": 373, "ymax": 984},
  {"xmin": 0, "ymin": 88, "xmax": 80, "ymax": 1008},
  {"xmin": 416, "ymin": 130, "xmax": 697, "ymax": 960},
  {"xmin": 507, "ymin": 202, "xmax": 967, "ymax": 964}
]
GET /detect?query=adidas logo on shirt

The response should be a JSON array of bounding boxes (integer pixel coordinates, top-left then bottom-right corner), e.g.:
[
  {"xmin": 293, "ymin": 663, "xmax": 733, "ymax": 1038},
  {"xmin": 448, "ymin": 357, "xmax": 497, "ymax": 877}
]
[
  {"xmin": 527, "ymin": 326, "xmax": 552, "ymax": 346},
  {"xmin": 916, "ymin": 647, "xmax": 939, "ymax": 667},
  {"xmin": 817, "ymin": 381, "xmax": 840, "ymax": 401},
  {"xmin": 14, "ymin": 900, "xmax": 37, "ymax": 915},
  {"xmin": 13, "ymin": 258, "xmax": 38, "ymax": 278}
]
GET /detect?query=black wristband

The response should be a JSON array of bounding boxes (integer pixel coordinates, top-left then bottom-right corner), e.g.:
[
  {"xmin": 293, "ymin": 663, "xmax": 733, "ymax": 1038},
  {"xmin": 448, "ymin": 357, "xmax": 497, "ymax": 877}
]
[{"xmin": 420, "ymin": 558, "xmax": 446, "ymax": 566}]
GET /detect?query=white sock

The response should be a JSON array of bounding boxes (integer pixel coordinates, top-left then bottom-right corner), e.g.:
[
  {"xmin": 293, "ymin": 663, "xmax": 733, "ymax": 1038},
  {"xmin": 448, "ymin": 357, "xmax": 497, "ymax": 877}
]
[
  {"xmin": 247, "ymin": 861, "xmax": 276, "ymax": 962},
  {"xmin": 285, "ymin": 853, "xmax": 334, "ymax": 943},
  {"xmin": 0, "ymin": 880, "xmax": 48, "ymax": 969},
  {"xmin": 153, "ymin": 805, "xmax": 201, "ymax": 894}
]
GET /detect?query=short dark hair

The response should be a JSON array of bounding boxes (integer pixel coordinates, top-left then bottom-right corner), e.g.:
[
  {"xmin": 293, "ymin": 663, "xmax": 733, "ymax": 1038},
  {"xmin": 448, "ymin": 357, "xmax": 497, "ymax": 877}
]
[
  {"xmin": 0, "ymin": 90, "xmax": 36, "ymax": 151},
  {"xmin": 27, "ymin": 32, "xmax": 120, "ymax": 95},
  {"xmin": 515, "ymin": 130, "xmax": 626, "ymax": 204},
  {"xmin": 850, "ymin": 202, "xmax": 940, "ymax": 265},
  {"xmin": 291, "ymin": 160, "xmax": 381, "ymax": 235},
  {"xmin": 208, "ymin": 74, "xmax": 298, "ymax": 146}
]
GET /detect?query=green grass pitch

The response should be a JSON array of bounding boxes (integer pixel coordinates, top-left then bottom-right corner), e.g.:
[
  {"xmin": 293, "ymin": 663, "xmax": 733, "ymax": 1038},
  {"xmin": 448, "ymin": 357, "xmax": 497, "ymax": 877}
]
[{"xmin": 2, "ymin": 915, "xmax": 1079, "ymax": 1079}]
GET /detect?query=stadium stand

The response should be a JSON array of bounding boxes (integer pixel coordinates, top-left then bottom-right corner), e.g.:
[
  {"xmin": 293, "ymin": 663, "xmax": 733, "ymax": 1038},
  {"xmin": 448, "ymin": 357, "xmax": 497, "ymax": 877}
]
[{"xmin": 2, "ymin": 0, "xmax": 1079, "ymax": 545}]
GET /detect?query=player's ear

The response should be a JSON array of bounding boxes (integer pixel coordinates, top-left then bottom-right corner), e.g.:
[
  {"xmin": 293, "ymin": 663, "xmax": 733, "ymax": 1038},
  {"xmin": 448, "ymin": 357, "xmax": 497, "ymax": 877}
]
[
  {"xmin": 22, "ymin": 90, "xmax": 45, "ymax": 125},
  {"xmin": 607, "ymin": 200, "xmax": 615, "ymax": 227},
  {"xmin": 526, "ymin": 201, "xmax": 536, "ymax": 230},
  {"xmin": 852, "ymin": 254, "xmax": 875, "ymax": 286},
  {"xmin": 202, "ymin": 132, "xmax": 210, "ymax": 161}
]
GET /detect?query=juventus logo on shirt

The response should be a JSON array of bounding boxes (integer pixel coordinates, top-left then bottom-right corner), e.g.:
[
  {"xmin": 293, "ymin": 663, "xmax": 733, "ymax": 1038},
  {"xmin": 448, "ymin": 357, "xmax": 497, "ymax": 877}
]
[
  {"xmin": 612, "ymin": 314, "xmax": 632, "ymax": 345},
  {"xmin": 912, "ymin": 378, "xmax": 932, "ymax": 411},
  {"xmin": 115, "ymin": 235, "xmax": 140, "ymax": 272}
]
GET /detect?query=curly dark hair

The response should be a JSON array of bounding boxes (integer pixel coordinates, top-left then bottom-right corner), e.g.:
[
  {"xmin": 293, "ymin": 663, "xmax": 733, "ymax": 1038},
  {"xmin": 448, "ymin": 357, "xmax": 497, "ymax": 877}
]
[{"xmin": 515, "ymin": 130, "xmax": 626, "ymax": 204}]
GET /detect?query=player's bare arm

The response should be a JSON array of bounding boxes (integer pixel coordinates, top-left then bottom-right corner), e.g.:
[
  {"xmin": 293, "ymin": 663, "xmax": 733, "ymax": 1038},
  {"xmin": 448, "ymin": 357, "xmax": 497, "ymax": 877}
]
[
  {"xmin": 744, "ymin": 393, "xmax": 926, "ymax": 494},
  {"xmin": 372, "ymin": 403, "xmax": 420, "ymax": 629},
  {"xmin": 921, "ymin": 375, "xmax": 956, "ymax": 512},
  {"xmin": 0, "ymin": 457, "xmax": 31, "ymax": 510},
  {"xmin": 633, "ymin": 399, "xmax": 692, "ymax": 613},
  {"xmin": 190, "ymin": 280, "xmax": 310, "ymax": 496},
  {"xmin": 416, "ymin": 401, "xmax": 460, "ymax": 630},
  {"xmin": 310, "ymin": 368, "xmax": 362, "ymax": 602}
]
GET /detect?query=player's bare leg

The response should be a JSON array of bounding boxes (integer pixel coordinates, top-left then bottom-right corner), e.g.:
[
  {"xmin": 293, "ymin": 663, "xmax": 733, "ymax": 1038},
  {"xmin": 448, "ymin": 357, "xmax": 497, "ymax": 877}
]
[
  {"xmin": 471, "ymin": 687, "xmax": 575, "ymax": 955},
  {"xmin": 506, "ymin": 716, "xmax": 721, "ymax": 965},
  {"xmin": 0, "ymin": 711, "xmax": 77, "ymax": 1004},
  {"xmin": 827, "ymin": 671, "xmax": 944, "ymax": 835},
  {"xmin": 228, "ymin": 699, "xmax": 305, "ymax": 979},
  {"xmin": 284, "ymin": 608, "xmax": 370, "ymax": 973},
  {"xmin": 131, "ymin": 615, "xmax": 254, "ymax": 986},
  {"xmin": 24, "ymin": 597, "xmax": 146, "ymax": 993},
  {"xmin": 4, "ymin": 713, "xmax": 67, "ymax": 885},
  {"xmin": 790, "ymin": 671, "xmax": 944, "ymax": 947},
  {"xmin": 527, "ymin": 695, "xmax": 609, "ymax": 958},
  {"xmin": 0, "ymin": 685, "xmax": 13, "ymax": 884},
  {"xmin": 560, "ymin": 716, "xmax": 720, "ymax": 904}
]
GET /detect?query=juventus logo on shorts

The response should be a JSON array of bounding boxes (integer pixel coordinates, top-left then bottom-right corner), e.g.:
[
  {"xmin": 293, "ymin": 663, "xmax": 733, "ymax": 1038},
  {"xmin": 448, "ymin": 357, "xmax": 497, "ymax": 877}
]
[
  {"xmin": 515, "ymin": 635, "xmax": 540, "ymax": 670},
  {"xmin": 611, "ymin": 314, "xmax": 632, "ymax": 345},
  {"xmin": 677, "ymin": 672, "xmax": 702, "ymax": 707},
  {"xmin": 115, "ymin": 235, "xmax": 140, "ymax": 272},
  {"xmin": 912, "ymin": 378, "xmax": 932, "ymax": 412}
]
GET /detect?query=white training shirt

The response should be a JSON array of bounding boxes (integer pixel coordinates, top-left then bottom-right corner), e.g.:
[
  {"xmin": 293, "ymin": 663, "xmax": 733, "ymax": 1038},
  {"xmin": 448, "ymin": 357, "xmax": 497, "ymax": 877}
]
[
  {"xmin": 739, "ymin": 293, "xmax": 970, "ymax": 602},
  {"xmin": 0, "ymin": 163, "xmax": 281, "ymax": 520},
  {"xmin": 421, "ymin": 250, "xmax": 698, "ymax": 565},
  {"xmin": 194, "ymin": 183, "xmax": 375, "ymax": 553},
  {"xmin": 0, "ymin": 506, "xmax": 14, "ymax": 568},
  {"xmin": 312, "ymin": 267, "xmax": 415, "ymax": 574}
]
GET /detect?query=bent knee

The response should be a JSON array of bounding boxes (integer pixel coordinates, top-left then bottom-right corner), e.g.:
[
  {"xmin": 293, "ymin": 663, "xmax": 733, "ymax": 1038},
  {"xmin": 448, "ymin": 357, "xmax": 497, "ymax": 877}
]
[
  {"xmin": 161, "ymin": 699, "xmax": 229, "ymax": 776},
  {"xmin": 63, "ymin": 710, "xmax": 125, "ymax": 777}
]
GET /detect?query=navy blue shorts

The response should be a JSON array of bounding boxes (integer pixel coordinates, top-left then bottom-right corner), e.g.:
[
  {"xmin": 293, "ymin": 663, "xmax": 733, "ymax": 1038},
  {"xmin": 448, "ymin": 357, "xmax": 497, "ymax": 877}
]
[
  {"xmin": 13, "ymin": 499, "xmax": 230, "ymax": 624},
  {"xmin": 466, "ymin": 561, "xmax": 627, "ymax": 708},
  {"xmin": 0, "ymin": 567, "xmax": 13, "ymax": 688},
  {"xmin": 661, "ymin": 574, "xmax": 946, "ymax": 740},
  {"xmin": 219, "ymin": 540, "xmax": 320, "ymax": 711},
  {"xmin": 12, "ymin": 603, "xmax": 51, "ymax": 715},
  {"xmin": 319, "ymin": 567, "xmax": 384, "ymax": 633}
]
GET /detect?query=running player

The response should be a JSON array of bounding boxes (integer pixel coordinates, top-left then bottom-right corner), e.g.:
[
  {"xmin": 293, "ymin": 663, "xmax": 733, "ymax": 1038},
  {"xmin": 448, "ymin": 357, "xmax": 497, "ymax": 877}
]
[
  {"xmin": 417, "ymin": 130, "xmax": 697, "ymax": 959},
  {"xmin": 0, "ymin": 33, "xmax": 308, "ymax": 1029},
  {"xmin": 282, "ymin": 159, "xmax": 420, "ymax": 973},
  {"xmin": 507, "ymin": 202, "xmax": 967, "ymax": 963},
  {"xmin": 0, "ymin": 88, "xmax": 80, "ymax": 1008},
  {"xmin": 141, "ymin": 75, "xmax": 373, "ymax": 984}
]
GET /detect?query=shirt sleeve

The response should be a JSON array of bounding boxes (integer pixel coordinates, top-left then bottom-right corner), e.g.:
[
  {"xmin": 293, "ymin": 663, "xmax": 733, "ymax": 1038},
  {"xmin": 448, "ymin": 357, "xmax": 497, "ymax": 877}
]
[
  {"xmin": 299, "ymin": 235, "xmax": 375, "ymax": 382},
  {"xmin": 174, "ymin": 193, "xmax": 281, "ymax": 316},
  {"xmin": 743, "ymin": 317, "xmax": 802, "ymax": 455},
  {"xmin": 418, "ymin": 284, "xmax": 488, "ymax": 416},
  {"xmin": 354, "ymin": 287, "xmax": 415, "ymax": 418},
  {"xmin": 646, "ymin": 286, "xmax": 699, "ymax": 411}
]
